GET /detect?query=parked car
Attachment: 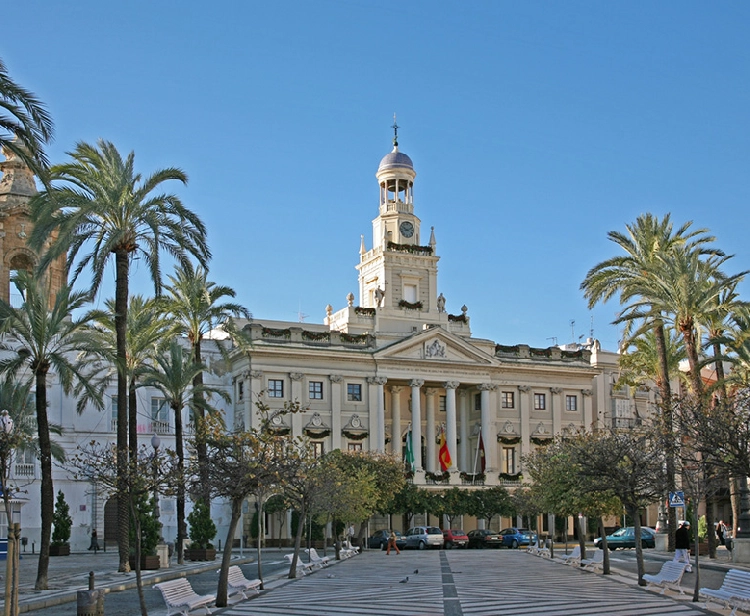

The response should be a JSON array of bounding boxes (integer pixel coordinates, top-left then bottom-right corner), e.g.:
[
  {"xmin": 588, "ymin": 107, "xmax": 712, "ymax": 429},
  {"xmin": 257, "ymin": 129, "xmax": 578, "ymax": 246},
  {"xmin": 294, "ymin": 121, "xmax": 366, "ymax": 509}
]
[
  {"xmin": 404, "ymin": 526, "xmax": 444, "ymax": 550},
  {"xmin": 467, "ymin": 529, "xmax": 503, "ymax": 549},
  {"xmin": 499, "ymin": 527, "xmax": 538, "ymax": 549},
  {"xmin": 595, "ymin": 526, "xmax": 656, "ymax": 550},
  {"xmin": 368, "ymin": 529, "xmax": 405, "ymax": 550},
  {"xmin": 442, "ymin": 529, "xmax": 469, "ymax": 549}
]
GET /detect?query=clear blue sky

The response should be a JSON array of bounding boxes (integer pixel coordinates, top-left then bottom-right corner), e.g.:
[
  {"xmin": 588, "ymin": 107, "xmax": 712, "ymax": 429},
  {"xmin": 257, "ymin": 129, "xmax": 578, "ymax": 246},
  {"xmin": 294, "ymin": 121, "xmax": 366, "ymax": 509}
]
[{"xmin": 3, "ymin": 1, "xmax": 750, "ymax": 352}]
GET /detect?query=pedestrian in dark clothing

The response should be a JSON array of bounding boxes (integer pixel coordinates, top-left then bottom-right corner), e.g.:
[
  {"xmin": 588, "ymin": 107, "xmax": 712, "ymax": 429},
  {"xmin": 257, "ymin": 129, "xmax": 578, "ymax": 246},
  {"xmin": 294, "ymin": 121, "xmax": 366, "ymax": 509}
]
[
  {"xmin": 88, "ymin": 529, "xmax": 100, "ymax": 553},
  {"xmin": 674, "ymin": 521, "xmax": 692, "ymax": 572}
]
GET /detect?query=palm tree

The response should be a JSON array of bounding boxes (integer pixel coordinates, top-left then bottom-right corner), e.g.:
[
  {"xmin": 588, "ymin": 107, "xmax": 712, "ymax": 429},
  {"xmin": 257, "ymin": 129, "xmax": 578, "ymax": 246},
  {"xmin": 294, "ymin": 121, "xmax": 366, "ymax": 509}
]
[
  {"xmin": 0, "ymin": 57, "xmax": 53, "ymax": 176},
  {"xmin": 580, "ymin": 213, "xmax": 718, "ymax": 550},
  {"xmin": 161, "ymin": 262, "xmax": 249, "ymax": 490},
  {"xmin": 0, "ymin": 271, "xmax": 104, "ymax": 590},
  {"xmin": 91, "ymin": 295, "xmax": 177, "ymax": 462},
  {"xmin": 141, "ymin": 340, "xmax": 229, "ymax": 564},
  {"xmin": 27, "ymin": 139, "xmax": 209, "ymax": 572}
]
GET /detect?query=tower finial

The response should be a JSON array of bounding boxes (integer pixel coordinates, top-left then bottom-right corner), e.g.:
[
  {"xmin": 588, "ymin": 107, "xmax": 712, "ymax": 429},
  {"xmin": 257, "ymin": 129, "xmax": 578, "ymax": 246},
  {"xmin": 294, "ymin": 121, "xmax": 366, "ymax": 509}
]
[{"xmin": 392, "ymin": 113, "xmax": 399, "ymax": 148}]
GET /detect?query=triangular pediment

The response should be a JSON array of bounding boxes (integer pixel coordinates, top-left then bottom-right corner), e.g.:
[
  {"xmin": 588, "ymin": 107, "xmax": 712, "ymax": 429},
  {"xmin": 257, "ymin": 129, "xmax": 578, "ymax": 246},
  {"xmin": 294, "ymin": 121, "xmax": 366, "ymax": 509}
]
[{"xmin": 374, "ymin": 328, "xmax": 495, "ymax": 365}]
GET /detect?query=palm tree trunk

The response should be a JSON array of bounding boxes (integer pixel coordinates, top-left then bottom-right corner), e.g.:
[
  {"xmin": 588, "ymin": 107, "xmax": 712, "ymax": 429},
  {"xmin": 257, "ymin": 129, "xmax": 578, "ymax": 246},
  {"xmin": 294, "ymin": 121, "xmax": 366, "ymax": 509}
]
[
  {"xmin": 115, "ymin": 249, "xmax": 130, "ymax": 572},
  {"xmin": 34, "ymin": 370, "xmax": 52, "ymax": 590},
  {"xmin": 174, "ymin": 401, "xmax": 185, "ymax": 565},
  {"xmin": 192, "ymin": 340, "xmax": 209, "ymax": 499},
  {"xmin": 653, "ymin": 321, "xmax": 677, "ymax": 552},
  {"xmin": 128, "ymin": 379, "xmax": 138, "ymax": 464}
]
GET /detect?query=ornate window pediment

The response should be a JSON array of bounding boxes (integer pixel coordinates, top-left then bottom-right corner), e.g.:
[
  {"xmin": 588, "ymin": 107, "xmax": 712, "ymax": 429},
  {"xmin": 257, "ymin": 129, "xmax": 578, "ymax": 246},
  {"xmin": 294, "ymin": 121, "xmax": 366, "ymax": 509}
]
[
  {"xmin": 530, "ymin": 422, "xmax": 552, "ymax": 445},
  {"xmin": 303, "ymin": 412, "xmax": 331, "ymax": 438},
  {"xmin": 498, "ymin": 420, "xmax": 520, "ymax": 444},
  {"xmin": 265, "ymin": 411, "xmax": 290, "ymax": 436},
  {"xmin": 342, "ymin": 414, "xmax": 368, "ymax": 440}
]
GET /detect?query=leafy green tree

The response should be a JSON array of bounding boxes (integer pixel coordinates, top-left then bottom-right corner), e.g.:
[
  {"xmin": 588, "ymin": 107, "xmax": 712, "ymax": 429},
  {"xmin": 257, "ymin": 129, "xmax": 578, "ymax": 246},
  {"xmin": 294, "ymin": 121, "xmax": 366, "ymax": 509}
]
[
  {"xmin": 28, "ymin": 139, "xmax": 209, "ymax": 572},
  {"xmin": 161, "ymin": 262, "xmax": 249, "ymax": 494},
  {"xmin": 0, "ymin": 271, "xmax": 104, "ymax": 589},
  {"xmin": 466, "ymin": 486, "xmax": 514, "ymax": 530},
  {"xmin": 0, "ymin": 57, "xmax": 53, "ymax": 175},
  {"xmin": 141, "ymin": 340, "xmax": 229, "ymax": 564},
  {"xmin": 392, "ymin": 483, "xmax": 432, "ymax": 528},
  {"xmin": 432, "ymin": 487, "xmax": 473, "ymax": 529}
]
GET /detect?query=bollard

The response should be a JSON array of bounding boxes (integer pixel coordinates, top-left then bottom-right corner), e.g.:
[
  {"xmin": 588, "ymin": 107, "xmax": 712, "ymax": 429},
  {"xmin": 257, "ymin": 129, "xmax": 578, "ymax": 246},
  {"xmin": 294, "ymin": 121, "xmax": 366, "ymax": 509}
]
[{"xmin": 77, "ymin": 571, "xmax": 104, "ymax": 616}]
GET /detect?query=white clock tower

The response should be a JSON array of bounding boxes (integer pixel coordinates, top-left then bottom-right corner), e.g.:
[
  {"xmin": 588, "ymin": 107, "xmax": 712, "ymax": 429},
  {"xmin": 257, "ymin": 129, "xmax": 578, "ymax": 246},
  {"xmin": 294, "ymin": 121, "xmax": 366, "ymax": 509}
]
[{"xmin": 356, "ymin": 124, "xmax": 441, "ymax": 326}]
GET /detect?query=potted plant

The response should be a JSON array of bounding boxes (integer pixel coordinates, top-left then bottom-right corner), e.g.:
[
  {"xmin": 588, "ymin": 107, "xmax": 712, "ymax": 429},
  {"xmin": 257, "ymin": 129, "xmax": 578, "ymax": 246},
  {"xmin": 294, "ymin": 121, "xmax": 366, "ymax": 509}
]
[
  {"xmin": 129, "ymin": 492, "xmax": 161, "ymax": 570},
  {"xmin": 185, "ymin": 499, "xmax": 216, "ymax": 561},
  {"xmin": 49, "ymin": 490, "xmax": 72, "ymax": 556}
]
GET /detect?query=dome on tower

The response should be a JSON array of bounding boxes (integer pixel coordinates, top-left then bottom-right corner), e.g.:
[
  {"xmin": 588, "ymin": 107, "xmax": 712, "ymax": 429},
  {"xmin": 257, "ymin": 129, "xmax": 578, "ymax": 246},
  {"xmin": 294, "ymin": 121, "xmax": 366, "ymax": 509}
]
[{"xmin": 377, "ymin": 146, "xmax": 414, "ymax": 173}]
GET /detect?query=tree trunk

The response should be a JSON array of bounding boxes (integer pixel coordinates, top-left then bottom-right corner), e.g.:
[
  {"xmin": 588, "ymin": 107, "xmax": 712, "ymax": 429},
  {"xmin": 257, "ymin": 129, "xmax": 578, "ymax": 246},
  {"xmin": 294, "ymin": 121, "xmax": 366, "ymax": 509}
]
[
  {"xmin": 629, "ymin": 506, "xmax": 646, "ymax": 586},
  {"xmin": 115, "ymin": 249, "xmax": 130, "ymax": 573},
  {"xmin": 574, "ymin": 515, "xmax": 586, "ymax": 561},
  {"xmin": 598, "ymin": 516, "xmax": 610, "ymax": 575},
  {"xmin": 255, "ymin": 493, "xmax": 265, "ymax": 588},
  {"xmin": 193, "ymin": 340, "xmax": 209, "ymax": 500},
  {"xmin": 654, "ymin": 322, "xmax": 677, "ymax": 552},
  {"xmin": 34, "ymin": 370, "xmax": 52, "ymax": 590},
  {"xmin": 129, "ymin": 379, "xmax": 138, "ymax": 466},
  {"xmin": 130, "ymin": 501, "xmax": 147, "ymax": 616},
  {"xmin": 288, "ymin": 503, "xmax": 306, "ymax": 579},
  {"xmin": 217, "ymin": 501, "xmax": 242, "ymax": 607},
  {"xmin": 174, "ymin": 401, "xmax": 185, "ymax": 565}
]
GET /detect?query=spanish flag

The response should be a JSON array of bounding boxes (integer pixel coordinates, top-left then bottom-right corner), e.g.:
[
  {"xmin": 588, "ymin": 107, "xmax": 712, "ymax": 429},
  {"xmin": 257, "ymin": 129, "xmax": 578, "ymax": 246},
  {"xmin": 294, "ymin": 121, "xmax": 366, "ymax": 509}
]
[{"xmin": 439, "ymin": 426, "xmax": 452, "ymax": 472}]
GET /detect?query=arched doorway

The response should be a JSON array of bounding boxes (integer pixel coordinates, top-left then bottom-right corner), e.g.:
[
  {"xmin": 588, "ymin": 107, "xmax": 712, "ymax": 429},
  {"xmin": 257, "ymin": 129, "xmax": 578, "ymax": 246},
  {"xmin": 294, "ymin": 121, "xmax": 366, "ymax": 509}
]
[{"xmin": 103, "ymin": 497, "xmax": 119, "ymax": 546}]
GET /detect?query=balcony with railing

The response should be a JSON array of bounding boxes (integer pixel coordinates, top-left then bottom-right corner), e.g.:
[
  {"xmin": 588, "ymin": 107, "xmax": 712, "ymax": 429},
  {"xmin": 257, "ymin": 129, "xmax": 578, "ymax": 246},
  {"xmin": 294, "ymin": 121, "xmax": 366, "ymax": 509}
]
[
  {"xmin": 14, "ymin": 463, "xmax": 35, "ymax": 478},
  {"xmin": 151, "ymin": 420, "xmax": 171, "ymax": 435}
]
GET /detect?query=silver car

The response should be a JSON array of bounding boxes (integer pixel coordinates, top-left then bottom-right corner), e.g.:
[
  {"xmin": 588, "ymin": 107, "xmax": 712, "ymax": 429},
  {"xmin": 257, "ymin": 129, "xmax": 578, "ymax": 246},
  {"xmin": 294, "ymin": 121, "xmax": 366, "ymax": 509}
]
[{"xmin": 404, "ymin": 526, "xmax": 444, "ymax": 550}]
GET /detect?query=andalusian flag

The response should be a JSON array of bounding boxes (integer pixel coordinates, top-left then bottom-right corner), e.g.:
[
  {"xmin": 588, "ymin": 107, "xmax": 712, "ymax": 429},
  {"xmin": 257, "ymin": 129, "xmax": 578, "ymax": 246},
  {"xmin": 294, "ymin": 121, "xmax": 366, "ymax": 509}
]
[
  {"xmin": 405, "ymin": 427, "xmax": 415, "ymax": 471},
  {"xmin": 439, "ymin": 425, "xmax": 452, "ymax": 472},
  {"xmin": 478, "ymin": 431, "xmax": 486, "ymax": 473}
]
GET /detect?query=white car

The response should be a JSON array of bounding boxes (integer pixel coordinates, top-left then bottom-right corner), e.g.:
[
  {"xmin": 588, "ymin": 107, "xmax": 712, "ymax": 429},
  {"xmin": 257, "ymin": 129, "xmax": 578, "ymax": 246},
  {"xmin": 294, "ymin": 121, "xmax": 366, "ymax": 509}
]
[{"xmin": 404, "ymin": 526, "xmax": 444, "ymax": 550}]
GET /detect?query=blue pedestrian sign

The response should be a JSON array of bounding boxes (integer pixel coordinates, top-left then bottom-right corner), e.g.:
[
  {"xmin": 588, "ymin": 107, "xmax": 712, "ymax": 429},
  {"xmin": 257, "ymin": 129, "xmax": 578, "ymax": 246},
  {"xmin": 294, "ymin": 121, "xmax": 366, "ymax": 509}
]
[{"xmin": 669, "ymin": 491, "xmax": 685, "ymax": 507}]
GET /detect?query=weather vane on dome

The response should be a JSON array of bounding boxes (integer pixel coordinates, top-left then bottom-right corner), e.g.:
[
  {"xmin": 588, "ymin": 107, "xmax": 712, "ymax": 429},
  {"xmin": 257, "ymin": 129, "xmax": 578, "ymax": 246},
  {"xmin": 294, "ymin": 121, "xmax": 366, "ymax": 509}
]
[{"xmin": 392, "ymin": 113, "xmax": 399, "ymax": 147}]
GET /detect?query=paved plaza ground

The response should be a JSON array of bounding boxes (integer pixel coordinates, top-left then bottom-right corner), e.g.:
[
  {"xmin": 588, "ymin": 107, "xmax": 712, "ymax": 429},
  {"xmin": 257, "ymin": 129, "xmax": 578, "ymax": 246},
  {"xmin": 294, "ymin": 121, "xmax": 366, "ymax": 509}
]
[{"xmin": 3, "ymin": 545, "xmax": 747, "ymax": 615}]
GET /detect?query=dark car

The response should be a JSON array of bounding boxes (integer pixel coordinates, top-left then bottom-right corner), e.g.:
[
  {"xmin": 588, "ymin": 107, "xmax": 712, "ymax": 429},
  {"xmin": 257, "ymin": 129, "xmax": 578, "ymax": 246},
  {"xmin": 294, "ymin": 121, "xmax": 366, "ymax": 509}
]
[
  {"xmin": 442, "ymin": 529, "xmax": 469, "ymax": 549},
  {"xmin": 467, "ymin": 529, "xmax": 503, "ymax": 549},
  {"xmin": 499, "ymin": 527, "xmax": 538, "ymax": 549},
  {"xmin": 595, "ymin": 526, "xmax": 656, "ymax": 550},
  {"xmin": 368, "ymin": 529, "xmax": 405, "ymax": 550}
]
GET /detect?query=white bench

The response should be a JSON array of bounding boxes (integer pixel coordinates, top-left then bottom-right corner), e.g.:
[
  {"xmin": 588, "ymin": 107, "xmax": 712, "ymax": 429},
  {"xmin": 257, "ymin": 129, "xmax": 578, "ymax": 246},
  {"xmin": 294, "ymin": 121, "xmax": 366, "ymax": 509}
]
[
  {"xmin": 580, "ymin": 549, "xmax": 604, "ymax": 571},
  {"xmin": 643, "ymin": 561, "xmax": 687, "ymax": 595},
  {"xmin": 557, "ymin": 545, "xmax": 581, "ymax": 565},
  {"xmin": 339, "ymin": 541, "xmax": 358, "ymax": 559},
  {"xmin": 154, "ymin": 578, "xmax": 215, "ymax": 616},
  {"xmin": 305, "ymin": 547, "xmax": 331, "ymax": 568},
  {"xmin": 527, "ymin": 539, "xmax": 550, "ymax": 558},
  {"xmin": 284, "ymin": 552, "xmax": 315, "ymax": 575},
  {"xmin": 226, "ymin": 565, "xmax": 261, "ymax": 601},
  {"xmin": 700, "ymin": 568, "xmax": 750, "ymax": 616}
]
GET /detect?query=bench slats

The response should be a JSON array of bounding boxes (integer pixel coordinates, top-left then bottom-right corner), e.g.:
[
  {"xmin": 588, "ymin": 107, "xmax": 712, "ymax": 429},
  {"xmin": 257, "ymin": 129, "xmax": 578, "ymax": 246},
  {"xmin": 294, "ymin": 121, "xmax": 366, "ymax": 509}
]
[
  {"xmin": 700, "ymin": 568, "xmax": 750, "ymax": 616},
  {"xmin": 154, "ymin": 579, "xmax": 215, "ymax": 616}
]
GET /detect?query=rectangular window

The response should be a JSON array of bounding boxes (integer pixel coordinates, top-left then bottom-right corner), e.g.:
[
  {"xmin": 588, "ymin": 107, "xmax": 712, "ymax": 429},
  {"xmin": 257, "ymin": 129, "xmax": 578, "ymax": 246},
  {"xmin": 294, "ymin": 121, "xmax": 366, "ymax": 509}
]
[
  {"xmin": 502, "ymin": 392, "xmax": 515, "ymax": 409},
  {"xmin": 347, "ymin": 383, "xmax": 362, "ymax": 402},
  {"xmin": 403, "ymin": 284, "xmax": 417, "ymax": 303},
  {"xmin": 534, "ymin": 393, "xmax": 546, "ymax": 410},
  {"xmin": 474, "ymin": 393, "xmax": 482, "ymax": 411},
  {"xmin": 439, "ymin": 395, "xmax": 446, "ymax": 412},
  {"xmin": 503, "ymin": 447, "xmax": 517, "ymax": 474},
  {"xmin": 238, "ymin": 380, "xmax": 244, "ymax": 401},
  {"xmin": 312, "ymin": 442, "xmax": 325, "ymax": 458},
  {"xmin": 268, "ymin": 379, "xmax": 284, "ymax": 398},
  {"xmin": 151, "ymin": 397, "xmax": 168, "ymax": 422},
  {"xmin": 566, "ymin": 395, "xmax": 578, "ymax": 411},
  {"xmin": 111, "ymin": 395, "xmax": 118, "ymax": 432},
  {"xmin": 309, "ymin": 381, "xmax": 323, "ymax": 400},
  {"xmin": 348, "ymin": 442, "xmax": 363, "ymax": 452}
]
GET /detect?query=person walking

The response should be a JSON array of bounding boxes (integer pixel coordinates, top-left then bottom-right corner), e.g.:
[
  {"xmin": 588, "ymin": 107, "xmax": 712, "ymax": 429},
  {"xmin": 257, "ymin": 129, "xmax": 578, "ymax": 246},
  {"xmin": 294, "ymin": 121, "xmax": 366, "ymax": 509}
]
[
  {"xmin": 674, "ymin": 521, "xmax": 692, "ymax": 572},
  {"xmin": 386, "ymin": 531, "xmax": 401, "ymax": 555},
  {"xmin": 716, "ymin": 521, "xmax": 726, "ymax": 547},
  {"xmin": 88, "ymin": 528, "xmax": 100, "ymax": 553}
]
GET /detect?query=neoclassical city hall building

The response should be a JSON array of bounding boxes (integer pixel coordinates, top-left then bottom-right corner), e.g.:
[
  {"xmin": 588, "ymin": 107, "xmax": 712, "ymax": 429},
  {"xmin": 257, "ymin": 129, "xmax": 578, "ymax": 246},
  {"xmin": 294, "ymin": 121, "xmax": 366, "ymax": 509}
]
[
  {"xmin": 227, "ymin": 135, "xmax": 633, "ymax": 494},
  {"xmin": 0, "ymin": 136, "xmax": 653, "ymax": 549}
]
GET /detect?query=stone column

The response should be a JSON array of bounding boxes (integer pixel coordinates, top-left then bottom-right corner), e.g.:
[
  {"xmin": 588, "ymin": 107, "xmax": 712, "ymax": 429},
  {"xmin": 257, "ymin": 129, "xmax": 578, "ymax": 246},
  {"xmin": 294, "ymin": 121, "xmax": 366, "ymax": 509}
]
[
  {"xmin": 367, "ymin": 377, "xmax": 387, "ymax": 452},
  {"xmin": 550, "ymin": 387, "xmax": 563, "ymax": 435},
  {"xmin": 410, "ymin": 379, "xmax": 424, "ymax": 471},
  {"xmin": 425, "ymin": 388, "xmax": 438, "ymax": 473},
  {"xmin": 581, "ymin": 389, "xmax": 593, "ymax": 430},
  {"xmin": 390, "ymin": 386, "xmax": 403, "ymax": 456},
  {"xmin": 444, "ymin": 382, "xmax": 460, "ymax": 473},
  {"xmin": 479, "ymin": 384, "xmax": 496, "ymax": 472},
  {"xmin": 330, "ymin": 375, "xmax": 343, "ymax": 450},
  {"xmin": 290, "ymin": 373, "xmax": 304, "ymax": 438},
  {"xmin": 518, "ymin": 385, "xmax": 531, "ymax": 454},
  {"xmin": 247, "ymin": 370, "xmax": 263, "ymax": 430},
  {"xmin": 458, "ymin": 389, "xmax": 469, "ymax": 471}
]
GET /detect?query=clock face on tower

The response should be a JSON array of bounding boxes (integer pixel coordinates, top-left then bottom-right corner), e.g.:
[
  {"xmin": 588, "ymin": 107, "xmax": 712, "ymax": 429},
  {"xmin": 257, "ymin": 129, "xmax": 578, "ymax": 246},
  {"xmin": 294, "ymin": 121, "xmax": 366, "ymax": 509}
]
[{"xmin": 399, "ymin": 221, "xmax": 414, "ymax": 238}]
